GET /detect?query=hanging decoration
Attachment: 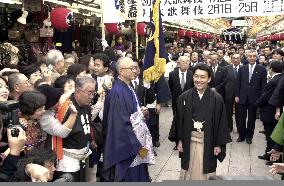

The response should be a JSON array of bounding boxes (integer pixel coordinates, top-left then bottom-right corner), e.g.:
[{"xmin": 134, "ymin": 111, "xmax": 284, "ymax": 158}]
[
  {"xmin": 137, "ymin": 22, "xmax": 147, "ymax": 36},
  {"xmin": 178, "ymin": 29, "xmax": 186, "ymax": 38},
  {"xmin": 105, "ymin": 23, "xmax": 121, "ymax": 34},
  {"xmin": 50, "ymin": 8, "xmax": 74, "ymax": 30}
]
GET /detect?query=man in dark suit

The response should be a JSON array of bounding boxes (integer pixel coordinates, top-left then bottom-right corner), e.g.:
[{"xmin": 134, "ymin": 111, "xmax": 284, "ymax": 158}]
[
  {"xmin": 168, "ymin": 56, "xmax": 193, "ymax": 148},
  {"xmin": 188, "ymin": 50, "xmax": 200, "ymax": 71},
  {"xmin": 208, "ymin": 52, "xmax": 227, "ymax": 99},
  {"xmin": 217, "ymin": 48, "xmax": 229, "ymax": 67},
  {"xmin": 256, "ymin": 61, "xmax": 283, "ymax": 161},
  {"xmin": 225, "ymin": 52, "xmax": 242, "ymax": 132},
  {"xmin": 235, "ymin": 49, "xmax": 267, "ymax": 144}
]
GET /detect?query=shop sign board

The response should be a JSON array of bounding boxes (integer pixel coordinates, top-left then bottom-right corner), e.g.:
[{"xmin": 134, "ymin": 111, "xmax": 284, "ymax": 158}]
[{"xmin": 103, "ymin": 0, "xmax": 284, "ymax": 23}]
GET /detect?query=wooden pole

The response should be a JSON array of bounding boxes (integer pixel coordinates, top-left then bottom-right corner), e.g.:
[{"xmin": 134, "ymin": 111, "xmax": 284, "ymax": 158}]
[
  {"xmin": 101, "ymin": 0, "xmax": 106, "ymax": 51},
  {"xmin": 135, "ymin": 19, "xmax": 139, "ymax": 59}
]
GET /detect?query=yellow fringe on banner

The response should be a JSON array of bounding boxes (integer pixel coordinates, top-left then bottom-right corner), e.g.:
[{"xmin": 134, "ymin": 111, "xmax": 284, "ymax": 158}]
[{"xmin": 143, "ymin": 0, "xmax": 166, "ymax": 83}]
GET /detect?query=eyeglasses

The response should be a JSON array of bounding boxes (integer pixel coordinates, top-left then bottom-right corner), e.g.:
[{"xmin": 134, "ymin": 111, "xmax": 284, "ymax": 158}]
[
  {"xmin": 17, "ymin": 80, "xmax": 30, "ymax": 86},
  {"xmin": 78, "ymin": 89, "xmax": 96, "ymax": 96},
  {"xmin": 121, "ymin": 66, "xmax": 138, "ymax": 71}
]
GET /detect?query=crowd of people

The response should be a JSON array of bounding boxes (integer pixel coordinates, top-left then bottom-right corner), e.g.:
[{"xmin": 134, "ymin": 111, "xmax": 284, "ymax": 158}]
[{"xmin": 0, "ymin": 38, "xmax": 284, "ymax": 182}]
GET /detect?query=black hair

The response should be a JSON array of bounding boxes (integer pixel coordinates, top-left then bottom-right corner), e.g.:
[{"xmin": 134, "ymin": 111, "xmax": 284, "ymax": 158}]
[
  {"xmin": 20, "ymin": 64, "xmax": 40, "ymax": 79},
  {"xmin": 19, "ymin": 91, "xmax": 46, "ymax": 115},
  {"xmin": 25, "ymin": 147, "xmax": 57, "ymax": 166},
  {"xmin": 124, "ymin": 41, "xmax": 132, "ymax": 51},
  {"xmin": 93, "ymin": 53, "xmax": 111, "ymax": 68},
  {"xmin": 270, "ymin": 61, "xmax": 283, "ymax": 73},
  {"xmin": 271, "ymin": 48, "xmax": 284, "ymax": 56},
  {"xmin": 66, "ymin": 64, "xmax": 86, "ymax": 78},
  {"xmin": 54, "ymin": 75, "xmax": 75, "ymax": 89},
  {"xmin": 34, "ymin": 79, "xmax": 48, "ymax": 89},
  {"xmin": 192, "ymin": 63, "xmax": 212, "ymax": 78},
  {"xmin": 103, "ymin": 47, "xmax": 118, "ymax": 62}
]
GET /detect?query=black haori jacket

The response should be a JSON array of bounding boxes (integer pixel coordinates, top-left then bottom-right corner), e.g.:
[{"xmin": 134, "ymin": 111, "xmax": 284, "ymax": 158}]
[{"xmin": 176, "ymin": 87, "xmax": 232, "ymax": 174}]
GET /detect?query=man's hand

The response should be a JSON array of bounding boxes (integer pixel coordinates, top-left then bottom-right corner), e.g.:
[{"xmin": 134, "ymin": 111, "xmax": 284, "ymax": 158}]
[
  {"xmin": 156, "ymin": 104, "xmax": 161, "ymax": 114},
  {"xmin": 26, "ymin": 164, "xmax": 51, "ymax": 182},
  {"xmin": 214, "ymin": 146, "xmax": 221, "ymax": 156},
  {"xmin": 138, "ymin": 147, "xmax": 148, "ymax": 159},
  {"xmin": 141, "ymin": 107, "xmax": 149, "ymax": 118},
  {"xmin": 275, "ymin": 107, "xmax": 281, "ymax": 121},
  {"xmin": 267, "ymin": 149, "xmax": 281, "ymax": 162},
  {"xmin": 235, "ymin": 97, "xmax": 239, "ymax": 103},
  {"xmin": 7, "ymin": 127, "xmax": 26, "ymax": 156},
  {"xmin": 177, "ymin": 140, "xmax": 183, "ymax": 152},
  {"xmin": 269, "ymin": 163, "xmax": 284, "ymax": 175}
]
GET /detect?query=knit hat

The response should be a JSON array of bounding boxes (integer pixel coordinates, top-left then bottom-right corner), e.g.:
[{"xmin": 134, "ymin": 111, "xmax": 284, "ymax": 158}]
[{"xmin": 37, "ymin": 84, "xmax": 63, "ymax": 109}]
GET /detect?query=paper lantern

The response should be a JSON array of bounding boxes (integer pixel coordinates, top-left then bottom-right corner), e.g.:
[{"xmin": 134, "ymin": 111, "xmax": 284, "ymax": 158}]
[
  {"xmin": 105, "ymin": 23, "xmax": 120, "ymax": 34},
  {"xmin": 178, "ymin": 29, "xmax": 186, "ymax": 38},
  {"xmin": 280, "ymin": 33, "xmax": 284, "ymax": 40},
  {"xmin": 137, "ymin": 22, "xmax": 147, "ymax": 36},
  {"xmin": 50, "ymin": 8, "xmax": 73, "ymax": 30},
  {"xmin": 192, "ymin": 31, "xmax": 198, "ymax": 38},
  {"xmin": 186, "ymin": 30, "xmax": 193, "ymax": 38}
]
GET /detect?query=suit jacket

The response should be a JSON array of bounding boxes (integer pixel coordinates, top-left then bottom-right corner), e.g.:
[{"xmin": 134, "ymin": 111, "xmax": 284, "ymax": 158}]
[
  {"xmin": 131, "ymin": 78, "xmax": 146, "ymax": 106},
  {"xmin": 236, "ymin": 64, "xmax": 267, "ymax": 105},
  {"xmin": 269, "ymin": 75, "xmax": 284, "ymax": 107},
  {"xmin": 224, "ymin": 65, "xmax": 239, "ymax": 101},
  {"xmin": 168, "ymin": 69, "xmax": 193, "ymax": 111},
  {"xmin": 219, "ymin": 59, "xmax": 229, "ymax": 67},
  {"xmin": 209, "ymin": 66, "xmax": 227, "ymax": 98},
  {"xmin": 256, "ymin": 74, "xmax": 283, "ymax": 123}
]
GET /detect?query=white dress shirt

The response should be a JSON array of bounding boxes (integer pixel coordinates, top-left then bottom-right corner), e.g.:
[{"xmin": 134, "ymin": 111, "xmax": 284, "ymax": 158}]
[{"xmin": 179, "ymin": 69, "xmax": 187, "ymax": 85}]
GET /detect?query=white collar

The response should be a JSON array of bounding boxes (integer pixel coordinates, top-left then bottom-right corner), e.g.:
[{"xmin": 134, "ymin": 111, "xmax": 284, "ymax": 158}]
[
  {"xmin": 179, "ymin": 69, "xmax": 187, "ymax": 75},
  {"xmin": 272, "ymin": 73, "xmax": 281, "ymax": 79},
  {"xmin": 212, "ymin": 64, "xmax": 218, "ymax": 69}
]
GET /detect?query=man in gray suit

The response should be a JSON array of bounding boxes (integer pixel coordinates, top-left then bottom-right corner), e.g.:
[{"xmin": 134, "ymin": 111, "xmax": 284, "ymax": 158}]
[{"xmin": 225, "ymin": 53, "xmax": 242, "ymax": 132}]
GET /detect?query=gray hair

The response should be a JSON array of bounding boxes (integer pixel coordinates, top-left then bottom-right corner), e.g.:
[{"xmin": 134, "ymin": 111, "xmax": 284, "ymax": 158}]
[
  {"xmin": 64, "ymin": 53, "xmax": 76, "ymax": 61},
  {"xmin": 75, "ymin": 76, "xmax": 95, "ymax": 89},
  {"xmin": 246, "ymin": 49, "xmax": 258, "ymax": 58},
  {"xmin": 116, "ymin": 57, "xmax": 133, "ymax": 73},
  {"xmin": 46, "ymin": 49, "xmax": 64, "ymax": 66},
  {"xmin": 8, "ymin": 72, "xmax": 22, "ymax": 91}
]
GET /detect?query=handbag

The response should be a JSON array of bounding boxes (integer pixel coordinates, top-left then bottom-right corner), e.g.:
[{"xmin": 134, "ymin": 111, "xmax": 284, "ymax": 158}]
[
  {"xmin": 24, "ymin": 24, "xmax": 40, "ymax": 42},
  {"xmin": 39, "ymin": 26, "xmax": 54, "ymax": 37}
]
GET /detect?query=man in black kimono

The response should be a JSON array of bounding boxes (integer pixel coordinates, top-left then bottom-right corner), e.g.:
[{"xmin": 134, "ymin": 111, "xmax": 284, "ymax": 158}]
[{"xmin": 176, "ymin": 64, "xmax": 231, "ymax": 180}]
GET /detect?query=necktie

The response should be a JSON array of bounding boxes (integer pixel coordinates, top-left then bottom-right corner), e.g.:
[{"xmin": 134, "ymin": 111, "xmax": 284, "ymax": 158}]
[
  {"xmin": 134, "ymin": 81, "xmax": 138, "ymax": 92},
  {"xmin": 181, "ymin": 72, "xmax": 185, "ymax": 90},
  {"xmin": 249, "ymin": 65, "xmax": 253, "ymax": 82},
  {"xmin": 234, "ymin": 67, "xmax": 238, "ymax": 78},
  {"xmin": 213, "ymin": 66, "xmax": 216, "ymax": 77}
]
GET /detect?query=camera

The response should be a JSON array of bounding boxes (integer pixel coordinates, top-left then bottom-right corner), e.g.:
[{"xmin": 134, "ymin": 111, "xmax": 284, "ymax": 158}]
[
  {"xmin": 7, "ymin": 124, "xmax": 20, "ymax": 137},
  {"xmin": 0, "ymin": 100, "xmax": 19, "ymax": 127}
]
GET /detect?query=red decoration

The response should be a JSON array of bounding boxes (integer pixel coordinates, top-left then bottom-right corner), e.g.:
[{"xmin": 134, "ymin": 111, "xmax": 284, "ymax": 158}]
[
  {"xmin": 280, "ymin": 33, "xmax": 284, "ymax": 40},
  {"xmin": 178, "ymin": 29, "xmax": 186, "ymax": 38},
  {"xmin": 192, "ymin": 31, "xmax": 198, "ymax": 37},
  {"xmin": 105, "ymin": 23, "xmax": 121, "ymax": 34},
  {"xmin": 50, "ymin": 8, "xmax": 73, "ymax": 30},
  {"xmin": 137, "ymin": 22, "xmax": 147, "ymax": 36},
  {"xmin": 186, "ymin": 30, "xmax": 193, "ymax": 38}
]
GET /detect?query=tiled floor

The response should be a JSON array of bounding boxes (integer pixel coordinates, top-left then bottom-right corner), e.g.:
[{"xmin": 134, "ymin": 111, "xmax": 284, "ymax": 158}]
[{"xmin": 149, "ymin": 107, "xmax": 282, "ymax": 181}]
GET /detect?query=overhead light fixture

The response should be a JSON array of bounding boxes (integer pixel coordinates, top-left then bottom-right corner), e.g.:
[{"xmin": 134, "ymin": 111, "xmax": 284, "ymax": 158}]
[{"xmin": 17, "ymin": 7, "xmax": 28, "ymax": 25}]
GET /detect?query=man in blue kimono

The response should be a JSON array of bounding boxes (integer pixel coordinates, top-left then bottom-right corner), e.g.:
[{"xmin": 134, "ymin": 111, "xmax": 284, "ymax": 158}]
[{"xmin": 102, "ymin": 57, "xmax": 155, "ymax": 182}]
